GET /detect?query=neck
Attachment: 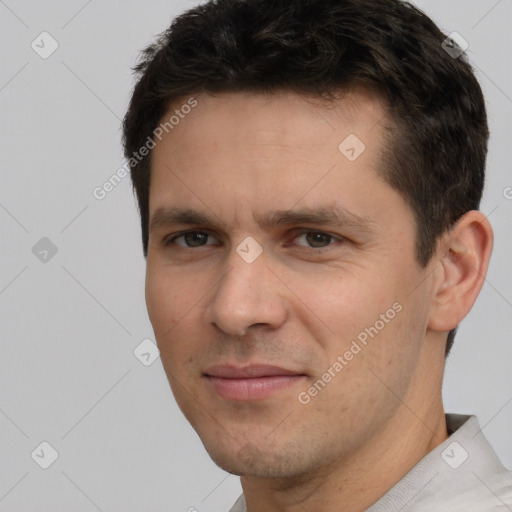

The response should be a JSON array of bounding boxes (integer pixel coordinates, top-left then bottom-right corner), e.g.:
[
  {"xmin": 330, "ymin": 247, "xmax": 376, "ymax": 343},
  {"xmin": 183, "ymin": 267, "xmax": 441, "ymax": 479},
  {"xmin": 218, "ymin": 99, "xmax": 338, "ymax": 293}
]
[{"xmin": 240, "ymin": 373, "xmax": 448, "ymax": 512}]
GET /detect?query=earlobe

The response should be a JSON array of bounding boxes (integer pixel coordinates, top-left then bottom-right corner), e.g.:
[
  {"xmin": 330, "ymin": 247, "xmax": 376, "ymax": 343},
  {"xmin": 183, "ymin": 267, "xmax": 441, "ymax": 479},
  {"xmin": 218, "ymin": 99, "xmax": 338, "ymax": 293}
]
[{"xmin": 427, "ymin": 210, "xmax": 494, "ymax": 332}]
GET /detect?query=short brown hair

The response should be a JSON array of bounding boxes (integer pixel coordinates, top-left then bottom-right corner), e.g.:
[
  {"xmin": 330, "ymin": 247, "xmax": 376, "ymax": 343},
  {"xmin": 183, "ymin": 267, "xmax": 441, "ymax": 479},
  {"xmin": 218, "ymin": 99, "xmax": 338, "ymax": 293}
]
[{"xmin": 122, "ymin": 0, "xmax": 489, "ymax": 356}]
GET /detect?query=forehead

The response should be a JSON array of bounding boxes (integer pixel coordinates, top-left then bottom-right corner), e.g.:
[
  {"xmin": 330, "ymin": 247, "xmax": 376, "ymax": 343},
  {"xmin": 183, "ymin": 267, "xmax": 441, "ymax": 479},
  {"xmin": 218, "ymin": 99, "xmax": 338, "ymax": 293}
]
[
  {"xmin": 162, "ymin": 89, "xmax": 387, "ymax": 150},
  {"xmin": 148, "ymin": 89, "xmax": 404, "ymax": 232}
]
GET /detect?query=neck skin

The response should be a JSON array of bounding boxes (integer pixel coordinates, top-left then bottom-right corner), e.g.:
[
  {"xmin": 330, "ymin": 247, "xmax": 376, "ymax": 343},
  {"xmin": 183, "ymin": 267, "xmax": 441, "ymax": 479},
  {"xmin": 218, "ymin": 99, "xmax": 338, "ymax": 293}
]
[{"xmin": 239, "ymin": 335, "xmax": 449, "ymax": 512}]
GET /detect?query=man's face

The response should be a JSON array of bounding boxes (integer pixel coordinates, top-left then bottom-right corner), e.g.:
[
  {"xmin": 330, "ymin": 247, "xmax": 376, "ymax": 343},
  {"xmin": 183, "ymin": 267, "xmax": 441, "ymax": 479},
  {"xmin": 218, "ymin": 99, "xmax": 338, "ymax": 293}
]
[{"xmin": 146, "ymin": 90, "xmax": 439, "ymax": 477}]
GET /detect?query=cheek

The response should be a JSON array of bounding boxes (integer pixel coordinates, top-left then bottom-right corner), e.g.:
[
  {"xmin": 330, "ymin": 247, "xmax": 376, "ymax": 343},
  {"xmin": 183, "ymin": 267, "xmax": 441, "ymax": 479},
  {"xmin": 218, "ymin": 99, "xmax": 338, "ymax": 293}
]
[
  {"xmin": 144, "ymin": 265, "xmax": 198, "ymax": 352},
  {"xmin": 145, "ymin": 269, "xmax": 175, "ymax": 332},
  {"xmin": 145, "ymin": 265, "xmax": 208, "ymax": 366},
  {"xmin": 297, "ymin": 264, "xmax": 417, "ymax": 382},
  {"xmin": 302, "ymin": 269, "xmax": 393, "ymax": 340},
  {"xmin": 145, "ymin": 260, "xmax": 204, "ymax": 321}
]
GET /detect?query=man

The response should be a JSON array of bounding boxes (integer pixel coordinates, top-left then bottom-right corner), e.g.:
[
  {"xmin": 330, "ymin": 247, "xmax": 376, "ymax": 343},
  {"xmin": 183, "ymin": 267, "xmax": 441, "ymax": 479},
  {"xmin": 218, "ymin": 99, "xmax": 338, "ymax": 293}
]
[{"xmin": 122, "ymin": 0, "xmax": 512, "ymax": 510}]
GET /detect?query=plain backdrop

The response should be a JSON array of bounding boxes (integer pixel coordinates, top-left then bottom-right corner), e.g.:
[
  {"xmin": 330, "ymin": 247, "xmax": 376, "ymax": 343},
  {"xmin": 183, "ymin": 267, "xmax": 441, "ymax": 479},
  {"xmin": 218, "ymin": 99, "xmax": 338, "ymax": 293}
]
[{"xmin": 1, "ymin": 1, "xmax": 511, "ymax": 511}]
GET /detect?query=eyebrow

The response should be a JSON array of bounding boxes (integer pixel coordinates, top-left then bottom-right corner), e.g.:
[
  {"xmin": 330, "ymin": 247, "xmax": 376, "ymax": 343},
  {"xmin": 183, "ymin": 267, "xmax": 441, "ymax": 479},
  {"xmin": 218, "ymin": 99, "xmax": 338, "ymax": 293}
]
[{"xmin": 149, "ymin": 204, "xmax": 377, "ymax": 234}]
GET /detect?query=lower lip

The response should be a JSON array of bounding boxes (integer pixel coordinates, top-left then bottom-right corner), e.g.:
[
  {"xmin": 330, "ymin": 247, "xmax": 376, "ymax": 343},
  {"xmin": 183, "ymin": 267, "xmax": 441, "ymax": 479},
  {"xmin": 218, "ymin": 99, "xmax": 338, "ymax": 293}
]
[{"xmin": 205, "ymin": 375, "xmax": 304, "ymax": 400}]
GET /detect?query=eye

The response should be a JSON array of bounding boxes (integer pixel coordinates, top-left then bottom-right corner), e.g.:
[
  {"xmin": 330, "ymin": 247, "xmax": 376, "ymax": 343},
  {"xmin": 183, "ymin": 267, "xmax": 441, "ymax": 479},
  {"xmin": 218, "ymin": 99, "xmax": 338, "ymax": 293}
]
[
  {"xmin": 165, "ymin": 230, "xmax": 218, "ymax": 248},
  {"xmin": 164, "ymin": 229, "xmax": 343, "ymax": 251},
  {"xmin": 291, "ymin": 230, "xmax": 343, "ymax": 249}
]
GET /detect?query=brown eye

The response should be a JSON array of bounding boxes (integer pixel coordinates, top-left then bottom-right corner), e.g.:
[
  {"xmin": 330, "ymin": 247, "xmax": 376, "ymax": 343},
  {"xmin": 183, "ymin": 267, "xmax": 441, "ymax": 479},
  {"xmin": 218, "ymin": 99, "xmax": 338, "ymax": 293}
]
[
  {"xmin": 166, "ymin": 231, "xmax": 216, "ymax": 248},
  {"xmin": 294, "ymin": 231, "xmax": 340, "ymax": 249}
]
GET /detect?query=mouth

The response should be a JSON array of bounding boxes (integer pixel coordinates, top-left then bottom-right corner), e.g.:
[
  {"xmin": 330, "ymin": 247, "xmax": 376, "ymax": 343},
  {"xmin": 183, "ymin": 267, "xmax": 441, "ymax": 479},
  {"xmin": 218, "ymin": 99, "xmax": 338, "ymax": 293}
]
[{"xmin": 203, "ymin": 364, "xmax": 306, "ymax": 401}]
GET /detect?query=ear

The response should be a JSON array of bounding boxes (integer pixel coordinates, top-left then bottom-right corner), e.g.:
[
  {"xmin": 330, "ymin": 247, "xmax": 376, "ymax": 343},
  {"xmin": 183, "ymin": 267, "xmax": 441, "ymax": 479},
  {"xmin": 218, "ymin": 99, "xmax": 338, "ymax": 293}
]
[{"xmin": 427, "ymin": 210, "xmax": 494, "ymax": 333}]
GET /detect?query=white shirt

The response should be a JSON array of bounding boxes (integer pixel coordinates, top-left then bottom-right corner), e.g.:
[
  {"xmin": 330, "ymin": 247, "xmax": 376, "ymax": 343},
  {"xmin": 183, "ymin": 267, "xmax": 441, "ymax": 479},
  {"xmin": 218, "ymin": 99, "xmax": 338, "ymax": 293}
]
[{"xmin": 228, "ymin": 414, "xmax": 512, "ymax": 511}]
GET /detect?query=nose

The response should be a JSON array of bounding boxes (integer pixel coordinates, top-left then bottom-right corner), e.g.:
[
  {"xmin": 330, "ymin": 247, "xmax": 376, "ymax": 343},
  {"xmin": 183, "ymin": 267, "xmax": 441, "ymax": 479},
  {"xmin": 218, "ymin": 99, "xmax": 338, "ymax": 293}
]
[{"xmin": 204, "ymin": 249, "xmax": 288, "ymax": 336}]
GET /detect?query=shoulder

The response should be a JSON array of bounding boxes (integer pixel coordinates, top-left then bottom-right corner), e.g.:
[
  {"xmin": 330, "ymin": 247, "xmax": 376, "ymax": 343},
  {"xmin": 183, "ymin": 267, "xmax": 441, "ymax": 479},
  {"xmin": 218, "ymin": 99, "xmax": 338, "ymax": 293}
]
[
  {"xmin": 445, "ymin": 414, "xmax": 512, "ymax": 510},
  {"xmin": 227, "ymin": 493, "xmax": 246, "ymax": 512}
]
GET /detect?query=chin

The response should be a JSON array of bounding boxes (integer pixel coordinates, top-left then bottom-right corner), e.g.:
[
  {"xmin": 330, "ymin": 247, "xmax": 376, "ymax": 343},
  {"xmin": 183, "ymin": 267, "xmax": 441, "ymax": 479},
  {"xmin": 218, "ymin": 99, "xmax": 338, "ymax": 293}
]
[
  {"xmin": 208, "ymin": 442, "xmax": 271, "ymax": 476},
  {"xmin": 203, "ymin": 437, "xmax": 314, "ymax": 478}
]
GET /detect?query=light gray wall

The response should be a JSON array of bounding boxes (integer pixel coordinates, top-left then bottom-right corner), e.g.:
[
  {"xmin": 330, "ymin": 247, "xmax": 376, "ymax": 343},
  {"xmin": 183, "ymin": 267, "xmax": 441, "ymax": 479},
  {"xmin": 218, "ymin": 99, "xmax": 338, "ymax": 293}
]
[{"xmin": 1, "ymin": 1, "xmax": 510, "ymax": 510}]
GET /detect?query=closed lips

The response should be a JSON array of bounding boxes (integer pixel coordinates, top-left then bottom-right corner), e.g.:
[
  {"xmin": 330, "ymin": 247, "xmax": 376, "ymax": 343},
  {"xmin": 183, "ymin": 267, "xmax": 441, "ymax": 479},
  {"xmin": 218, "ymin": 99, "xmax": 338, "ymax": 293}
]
[{"xmin": 204, "ymin": 364, "xmax": 304, "ymax": 378}]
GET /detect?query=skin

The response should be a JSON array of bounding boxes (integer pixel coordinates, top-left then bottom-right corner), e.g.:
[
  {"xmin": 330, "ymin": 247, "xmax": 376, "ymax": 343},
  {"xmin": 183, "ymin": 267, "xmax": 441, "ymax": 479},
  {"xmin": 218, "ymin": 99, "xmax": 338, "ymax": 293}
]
[{"xmin": 145, "ymin": 90, "xmax": 493, "ymax": 512}]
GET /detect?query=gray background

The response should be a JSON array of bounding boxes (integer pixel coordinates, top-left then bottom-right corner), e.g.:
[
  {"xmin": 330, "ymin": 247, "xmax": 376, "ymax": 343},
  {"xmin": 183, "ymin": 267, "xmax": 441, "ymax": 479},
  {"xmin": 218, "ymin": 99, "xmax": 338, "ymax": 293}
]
[{"xmin": 0, "ymin": 1, "xmax": 510, "ymax": 511}]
